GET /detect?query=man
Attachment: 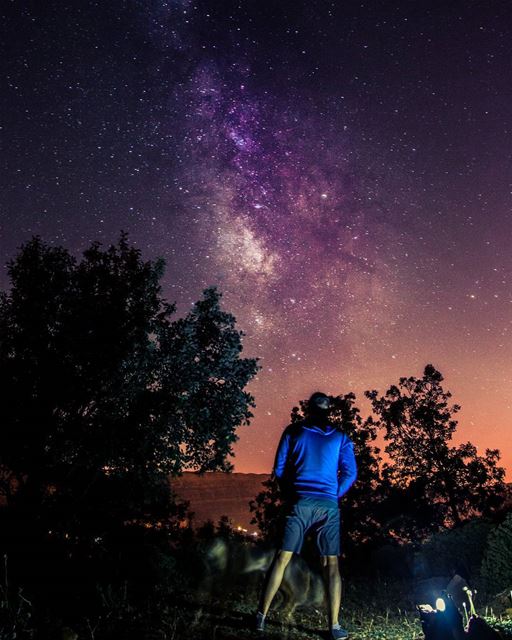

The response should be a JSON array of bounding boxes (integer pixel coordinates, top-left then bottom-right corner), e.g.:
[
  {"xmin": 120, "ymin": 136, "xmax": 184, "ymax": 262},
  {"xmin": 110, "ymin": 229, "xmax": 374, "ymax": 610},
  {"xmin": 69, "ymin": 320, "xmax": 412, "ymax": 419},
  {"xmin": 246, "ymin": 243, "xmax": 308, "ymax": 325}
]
[{"xmin": 255, "ymin": 391, "xmax": 358, "ymax": 639}]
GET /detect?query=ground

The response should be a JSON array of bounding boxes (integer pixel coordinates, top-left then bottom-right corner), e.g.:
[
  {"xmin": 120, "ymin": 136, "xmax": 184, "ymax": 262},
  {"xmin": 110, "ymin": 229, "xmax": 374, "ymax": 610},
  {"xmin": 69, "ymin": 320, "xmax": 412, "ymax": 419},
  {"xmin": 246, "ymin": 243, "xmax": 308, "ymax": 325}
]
[
  {"xmin": 151, "ymin": 583, "xmax": 512, "ymax": 640},
  {"xmin": 164, "ymin": 592, "xmax": 423, "ymax": 640}
]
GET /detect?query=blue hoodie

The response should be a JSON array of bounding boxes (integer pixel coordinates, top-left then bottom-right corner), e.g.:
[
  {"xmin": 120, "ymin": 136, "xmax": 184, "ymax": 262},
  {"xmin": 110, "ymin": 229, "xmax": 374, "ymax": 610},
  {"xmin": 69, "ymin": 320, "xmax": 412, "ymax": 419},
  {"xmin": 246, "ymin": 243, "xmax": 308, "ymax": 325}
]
[{"xmin": 273, "ymin": 421, "xmax": 358, "ymax": 505}]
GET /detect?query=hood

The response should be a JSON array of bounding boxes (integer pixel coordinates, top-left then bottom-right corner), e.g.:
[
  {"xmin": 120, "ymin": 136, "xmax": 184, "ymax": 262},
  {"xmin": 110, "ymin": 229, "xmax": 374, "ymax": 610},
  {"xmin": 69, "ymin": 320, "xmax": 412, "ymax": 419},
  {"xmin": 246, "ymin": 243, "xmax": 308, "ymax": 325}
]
[{"xmin": 303, "ymin": 423, "xmax": 338, "ymax": 435}]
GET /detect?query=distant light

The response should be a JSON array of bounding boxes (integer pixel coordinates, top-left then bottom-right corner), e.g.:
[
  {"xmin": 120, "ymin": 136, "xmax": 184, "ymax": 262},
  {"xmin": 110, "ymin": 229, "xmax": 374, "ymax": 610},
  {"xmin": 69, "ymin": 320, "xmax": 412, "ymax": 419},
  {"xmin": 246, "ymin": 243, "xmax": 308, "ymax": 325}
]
[
  {"xmin": 436, "ymin": 598, "xmax": 446, "ymax": 612},
  {"xmin": 321, "ymin": 193, "xmax": 328, "ymax": 199}
]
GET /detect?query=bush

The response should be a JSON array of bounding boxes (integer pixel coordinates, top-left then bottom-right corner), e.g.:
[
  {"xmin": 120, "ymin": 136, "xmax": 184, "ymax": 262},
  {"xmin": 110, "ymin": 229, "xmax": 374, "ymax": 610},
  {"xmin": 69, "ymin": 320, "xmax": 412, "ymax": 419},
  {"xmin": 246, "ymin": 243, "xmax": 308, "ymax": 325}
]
[
  {"xmin": 481, "ymin": 511, "xmax": 512, "ymax": 594},
  {"xmin": 419, "ymin": 518, "xmax": 493, "ymax": 580}
]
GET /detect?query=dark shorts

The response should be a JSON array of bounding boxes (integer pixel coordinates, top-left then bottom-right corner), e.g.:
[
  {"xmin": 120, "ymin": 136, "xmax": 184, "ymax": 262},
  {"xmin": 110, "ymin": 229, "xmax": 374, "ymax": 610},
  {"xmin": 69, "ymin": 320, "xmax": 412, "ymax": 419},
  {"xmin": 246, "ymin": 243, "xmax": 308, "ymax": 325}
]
[{"xmin": 281, "ymin": 496, "xmax": 340, "ymax": 556}]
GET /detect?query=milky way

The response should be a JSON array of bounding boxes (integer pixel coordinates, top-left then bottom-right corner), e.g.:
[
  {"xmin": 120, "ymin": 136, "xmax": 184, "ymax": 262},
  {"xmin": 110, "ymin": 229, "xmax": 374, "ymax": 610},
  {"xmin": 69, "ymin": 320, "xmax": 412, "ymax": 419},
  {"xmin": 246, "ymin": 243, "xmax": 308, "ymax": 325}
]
[
  {"xmin": 2, "ymin": 2, "xmax": 512, "ymax": 476},
  {"xmin": 172, "ymin": 60, "xmax": 404, "ymax": 338}
]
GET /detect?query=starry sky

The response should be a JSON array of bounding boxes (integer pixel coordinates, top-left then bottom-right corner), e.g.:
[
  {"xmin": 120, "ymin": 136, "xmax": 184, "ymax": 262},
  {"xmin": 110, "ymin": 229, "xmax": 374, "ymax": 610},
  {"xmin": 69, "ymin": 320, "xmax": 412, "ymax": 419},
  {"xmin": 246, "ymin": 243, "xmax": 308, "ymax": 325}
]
[{"xmin": 2, "ymin": 1, "xmax": 512, "ymax": 478}]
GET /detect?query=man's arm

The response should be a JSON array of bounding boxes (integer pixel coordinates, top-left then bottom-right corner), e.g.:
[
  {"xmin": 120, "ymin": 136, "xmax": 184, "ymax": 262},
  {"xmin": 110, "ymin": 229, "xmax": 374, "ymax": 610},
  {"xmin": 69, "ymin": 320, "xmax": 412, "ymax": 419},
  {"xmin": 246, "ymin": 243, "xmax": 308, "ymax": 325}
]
[
  {"xmin": 273, "ymin": 429, "xmax": 290, "ymax": 481},
  {"xmin": 337, "ymin": 436, "xmax": 358, "ymax": 498},
  {"xmin": 272, "ymin": 428, "xmax": 291, "ymax": 497}
]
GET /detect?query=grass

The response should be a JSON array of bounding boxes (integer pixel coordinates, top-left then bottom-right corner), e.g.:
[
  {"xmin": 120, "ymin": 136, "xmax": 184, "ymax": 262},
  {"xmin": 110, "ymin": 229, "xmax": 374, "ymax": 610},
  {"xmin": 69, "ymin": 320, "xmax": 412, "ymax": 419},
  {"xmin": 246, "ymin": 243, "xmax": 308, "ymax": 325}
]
[
  {"xmin": 2, "ymin": 552, "xmax": 510, "ymax": 639},
  {"xmin": 153, "ymin": 591, "xmax": 425, "ymax": 640},
  {"xmin": 124, "ymin": 576, "xmax": 510, "ymax": 640},
  {"xmin": 6, "ymin": 580, "xmax": 511, "ymax": 639}
]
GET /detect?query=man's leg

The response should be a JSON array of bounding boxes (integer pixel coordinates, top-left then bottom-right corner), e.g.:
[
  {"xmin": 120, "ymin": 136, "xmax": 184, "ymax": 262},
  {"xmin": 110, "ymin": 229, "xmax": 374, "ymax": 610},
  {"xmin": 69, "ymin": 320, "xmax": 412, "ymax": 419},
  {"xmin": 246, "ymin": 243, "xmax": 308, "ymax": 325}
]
[
  {"xmin": 316, "ymin": 503, "xmax": 347, "ymax": 636},
  {"xmin": 255, "ymin": 500, "xmax": 306, "ymax": 630},
  {"xmin": 321, "ymin": 555, "xmax": 342, "ymax": 627},
  {"xmin": 258, "ymin": 549, "xmax": 294, "ymax": 615}
]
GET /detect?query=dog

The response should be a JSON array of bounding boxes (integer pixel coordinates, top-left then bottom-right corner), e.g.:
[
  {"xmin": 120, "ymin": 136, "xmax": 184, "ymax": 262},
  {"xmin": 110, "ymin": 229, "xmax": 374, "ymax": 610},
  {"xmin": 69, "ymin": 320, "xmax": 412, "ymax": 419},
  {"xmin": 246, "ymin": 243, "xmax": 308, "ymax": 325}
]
[{"xmin": 199, "ymin": 536, "xmax": 325, "ymax": 615}]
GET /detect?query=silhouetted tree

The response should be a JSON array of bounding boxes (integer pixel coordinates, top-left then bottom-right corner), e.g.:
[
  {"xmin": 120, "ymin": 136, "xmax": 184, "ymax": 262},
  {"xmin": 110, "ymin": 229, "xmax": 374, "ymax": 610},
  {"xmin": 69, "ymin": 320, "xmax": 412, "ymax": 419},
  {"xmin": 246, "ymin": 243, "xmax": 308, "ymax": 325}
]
[
  {"xmin": 366, "ymin": 364, "xmax": 506, "ymax": 537},
  {"xmin": 0, "ymin": 234, "xmax": 260, "ymax": 587},
  {"xmin": 367, "ymin": 470, "xmax": 443, "ymax": 544},
  {"xmin": 249, "ymin": 475, "xmax": 284, "ymax": 545},
  {"xmin": 250, "ymin": 392, "xmax": 383, "ymax": 549}
]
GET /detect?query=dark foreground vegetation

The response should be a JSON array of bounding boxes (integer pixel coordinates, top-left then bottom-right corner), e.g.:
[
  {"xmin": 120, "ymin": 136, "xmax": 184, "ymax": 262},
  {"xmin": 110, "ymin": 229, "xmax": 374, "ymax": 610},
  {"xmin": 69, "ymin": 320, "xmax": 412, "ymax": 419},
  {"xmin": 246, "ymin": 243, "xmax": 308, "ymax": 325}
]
[{"xmin": 0, "ymin": 235, "xmax": 510, "ymax": 639}]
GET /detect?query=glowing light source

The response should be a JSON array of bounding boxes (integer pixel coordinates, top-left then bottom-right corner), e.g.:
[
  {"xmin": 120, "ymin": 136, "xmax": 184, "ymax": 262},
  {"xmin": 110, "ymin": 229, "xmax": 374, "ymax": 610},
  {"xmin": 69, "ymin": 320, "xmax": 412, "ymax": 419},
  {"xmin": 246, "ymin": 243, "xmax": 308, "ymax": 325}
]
[{"xmin": 436, "ymin": 598, "xmax": 446, "ymax": 612}]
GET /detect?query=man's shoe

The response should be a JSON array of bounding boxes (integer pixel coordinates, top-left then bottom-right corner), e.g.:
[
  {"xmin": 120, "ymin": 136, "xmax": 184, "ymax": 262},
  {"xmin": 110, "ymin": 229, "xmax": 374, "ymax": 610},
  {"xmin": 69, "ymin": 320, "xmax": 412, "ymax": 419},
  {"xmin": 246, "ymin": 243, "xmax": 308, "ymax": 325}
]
[
  {"xmin": 330, "ymin": 623, "xmax": 349, "ymax": 639},
  {"xmin": 255, "ymin": 611, "xmax": 266, "ymax": 632}
]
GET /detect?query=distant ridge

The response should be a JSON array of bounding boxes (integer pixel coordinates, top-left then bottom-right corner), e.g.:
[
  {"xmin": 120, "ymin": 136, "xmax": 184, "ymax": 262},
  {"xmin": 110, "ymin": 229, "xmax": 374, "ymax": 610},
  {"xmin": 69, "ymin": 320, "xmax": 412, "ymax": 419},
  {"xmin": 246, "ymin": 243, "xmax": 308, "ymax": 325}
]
[{"xmin": 171, "ymin": 471, "xmax": 270, "ymax": 533}]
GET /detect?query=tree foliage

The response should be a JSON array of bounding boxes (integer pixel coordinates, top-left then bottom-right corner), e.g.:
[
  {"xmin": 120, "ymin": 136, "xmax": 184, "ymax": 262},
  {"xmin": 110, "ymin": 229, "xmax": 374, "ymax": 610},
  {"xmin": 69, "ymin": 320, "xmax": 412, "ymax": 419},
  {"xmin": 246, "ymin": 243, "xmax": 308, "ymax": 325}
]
[
  {"xmin": 249, "ymin": 475, "xmax": 284, "ymax": 545},
  {"xmin": 419, "ymin": 519, "xmax": 494, "ymax": 581},
  {"xmin": 250, "ymin": 392, "xmax": 383, "ymax": 548},
  {"xmin": 481, "ymin": 512, "xmax": 512, "ymax": 593},
  {"xmin": 0, "ymin": 234, "xmax": 260, "ymax": 562},
  {"xmin": 250, "ymin": 365, "xmax": 507, "ymax": 556},
  {"xmin": 366, "ymin": 364, "xmax": 506, "ymax": 537}
]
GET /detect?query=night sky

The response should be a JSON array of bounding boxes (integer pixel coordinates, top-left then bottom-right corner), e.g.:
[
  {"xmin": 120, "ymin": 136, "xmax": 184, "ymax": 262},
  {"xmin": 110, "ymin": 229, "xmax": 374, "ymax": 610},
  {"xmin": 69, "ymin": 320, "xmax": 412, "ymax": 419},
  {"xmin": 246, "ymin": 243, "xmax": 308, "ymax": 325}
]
[{"xmin": 2, "ymin": 1, "xmax": 512, "ymax": 477}]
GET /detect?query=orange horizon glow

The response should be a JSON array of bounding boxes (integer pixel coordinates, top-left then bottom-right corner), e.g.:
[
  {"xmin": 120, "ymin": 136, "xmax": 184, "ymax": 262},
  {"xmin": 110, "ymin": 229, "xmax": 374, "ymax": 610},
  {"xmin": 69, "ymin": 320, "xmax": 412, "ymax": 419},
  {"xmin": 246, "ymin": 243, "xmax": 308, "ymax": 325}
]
[{"xmin": 232, "ymin": 355, "xmax": 512, "ymax": 482}]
